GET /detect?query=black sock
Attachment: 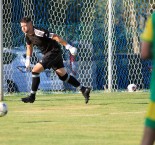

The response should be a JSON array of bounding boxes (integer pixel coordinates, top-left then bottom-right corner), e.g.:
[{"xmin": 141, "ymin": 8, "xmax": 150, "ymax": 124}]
[
  {"xmin": 57, "ymin": 73, "xmax": 80, "ymax": 87},
  {"xmin": 80, "ymin": 86, "xmax": 86, "ymax": 92},
  {"xmin": 31, "ymin": 72, "xmax": 40, "ymax": 94},
  {"xmin": 67, "ymin": 75, "xmax": 80, "ymax": 87}
]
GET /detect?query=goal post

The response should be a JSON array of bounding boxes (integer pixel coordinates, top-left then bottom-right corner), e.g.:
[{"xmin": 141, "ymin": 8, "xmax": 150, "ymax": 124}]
[
  {"xmin": 0, "ymin": 0, "xmax": 3, "ymax": 101},
  {"xmin": 108, "ymin": 0, "xmax": 113, "ymax": 91}
]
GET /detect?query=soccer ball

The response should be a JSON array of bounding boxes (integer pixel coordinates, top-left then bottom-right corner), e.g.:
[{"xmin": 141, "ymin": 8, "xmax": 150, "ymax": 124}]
[
  {"xmin": 127, "ymin": 84, "xmax": 137, "ymax": 92},
  {"xmin": 0, "ymin": 102, "xmax": 8, "ymax": 117}
]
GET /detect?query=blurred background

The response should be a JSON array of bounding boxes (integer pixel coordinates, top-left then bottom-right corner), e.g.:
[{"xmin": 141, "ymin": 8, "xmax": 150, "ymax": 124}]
[{"xmin": 2, "ymin": 0, "xmax": 154, "ymax": 94}]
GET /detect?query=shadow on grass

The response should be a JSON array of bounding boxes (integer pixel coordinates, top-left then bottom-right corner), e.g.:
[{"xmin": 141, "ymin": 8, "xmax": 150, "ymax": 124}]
[
  {"xmin": 20, "ymin": 120, "xmax": 54, "ymax": 123},
  {"xmin": 128, "ymin": 102, "xmax": 148, "ymax": 105}
]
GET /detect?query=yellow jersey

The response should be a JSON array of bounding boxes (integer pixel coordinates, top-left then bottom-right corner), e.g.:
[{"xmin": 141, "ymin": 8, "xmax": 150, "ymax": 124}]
[{"xmin": 141, "ymin": 16, "xmax": 153, "ymax": 42}]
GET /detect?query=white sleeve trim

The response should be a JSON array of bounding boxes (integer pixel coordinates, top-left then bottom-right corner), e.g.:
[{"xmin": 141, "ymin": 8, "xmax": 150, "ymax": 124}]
[
  {"xmin": 34, "ymin": 28, "xmax": 45, "ymax": 37},
  {"xmin": 49, "ymin": 33, "xmax": 54, "ymax": 38}
]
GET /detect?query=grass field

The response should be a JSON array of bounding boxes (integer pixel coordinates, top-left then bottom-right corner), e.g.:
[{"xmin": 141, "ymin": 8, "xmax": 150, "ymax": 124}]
[{"xmin": 0, "ymin": 91, "xmax": 150, "ymax": 145}]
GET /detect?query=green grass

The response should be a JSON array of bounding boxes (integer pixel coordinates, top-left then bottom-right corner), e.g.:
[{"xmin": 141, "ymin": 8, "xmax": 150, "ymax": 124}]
[{"xmin": 0, "ymin": 92, "xmax": 149, "ymax": 145}]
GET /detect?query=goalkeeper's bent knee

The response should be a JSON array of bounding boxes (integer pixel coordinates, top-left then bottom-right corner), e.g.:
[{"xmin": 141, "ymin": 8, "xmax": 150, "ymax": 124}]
[
  {"xmin": 57, "ymin": 73, "xmax": 70, "ymax": 82},
  {"xmin": 57, "ymin": 73, "xmax": 80, "ymax": 87}
]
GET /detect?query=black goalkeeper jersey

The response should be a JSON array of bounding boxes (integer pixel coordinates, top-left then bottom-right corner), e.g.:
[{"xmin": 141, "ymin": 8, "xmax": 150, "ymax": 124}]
[{"xmin": 25, "ymin": 27, "xmax": 61, "ymax": 54}]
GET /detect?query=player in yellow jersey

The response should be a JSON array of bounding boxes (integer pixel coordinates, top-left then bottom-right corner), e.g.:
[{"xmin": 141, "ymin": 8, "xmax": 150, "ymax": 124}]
[{"xmin": 140, "ymin": 13, "xmax": 155, "ymax": 145}]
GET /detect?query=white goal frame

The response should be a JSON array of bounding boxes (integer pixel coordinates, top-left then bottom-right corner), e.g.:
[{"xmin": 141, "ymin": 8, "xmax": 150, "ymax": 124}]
[{"xmin": 0, "ymin": 1, "xmax": 3, "ymax": 101}]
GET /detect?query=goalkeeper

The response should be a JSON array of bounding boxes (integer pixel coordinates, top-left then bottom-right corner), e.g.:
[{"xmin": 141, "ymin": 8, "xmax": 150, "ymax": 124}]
[
  {"xmin": 140, "ymin": 13, "xmax": 155, "ymax": 145},
  {"xmin": 20, "ymin": 17, "xmax": 91, "ymax": 104}
]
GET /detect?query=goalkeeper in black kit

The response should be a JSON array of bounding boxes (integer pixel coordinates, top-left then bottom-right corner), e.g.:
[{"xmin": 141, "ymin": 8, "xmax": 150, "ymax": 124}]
[{"xmin": 20, "ymin": 17, "xmax": 91, "ymax": 104}]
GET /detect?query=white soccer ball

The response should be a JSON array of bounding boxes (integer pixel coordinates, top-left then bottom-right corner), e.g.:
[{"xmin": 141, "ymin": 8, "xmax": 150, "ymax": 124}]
[
  {"xmin": 127, "ymin": 84, "xmax": 137, "ymax": 92},
  {"xmin": 0, "ymin": 102, "xmax": 8, "ymax": 117}
]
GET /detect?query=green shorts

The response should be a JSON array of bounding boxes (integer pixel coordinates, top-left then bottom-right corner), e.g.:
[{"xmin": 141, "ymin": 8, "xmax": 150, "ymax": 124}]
[{"xmin": 145, "ymin": 101, "xmax": 155, "ymax": 128}]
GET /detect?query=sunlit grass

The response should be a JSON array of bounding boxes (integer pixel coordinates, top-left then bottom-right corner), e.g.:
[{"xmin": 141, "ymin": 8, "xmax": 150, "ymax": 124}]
[{"xmin": 0, "ymin": 92, "xmax": 149, "ymax": 145}]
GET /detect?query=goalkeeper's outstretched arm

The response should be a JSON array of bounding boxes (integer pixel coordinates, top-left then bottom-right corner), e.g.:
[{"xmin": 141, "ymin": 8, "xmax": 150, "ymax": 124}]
[
  {"xmin": 51, "ymin": 34, "xmax": 67, "ymax": 46},
  {"xmin": 50, "ymin": 34, "xmax": 77, "ymax": 56}
]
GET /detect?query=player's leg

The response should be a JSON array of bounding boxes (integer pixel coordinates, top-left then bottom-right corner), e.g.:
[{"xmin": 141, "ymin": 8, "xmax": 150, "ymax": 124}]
[
  {"xmin": 55, "ymin": 67, "xmax": 91, "ymax": 104},
  {"xmin": 21, "ymin": 63, "xmax": 44, "ymax": 103},
  {"xmin": 31, "ymin": 52, "xmax": 91, "ymax": 104},
  {"xmin": 56, "ymin": 68, "xmax": 80, "ymax": 88},
  {"xmin": 140, "ymin": 127, "xmax": 155, "ymax": 145},
  {"xmin": 140, "ymin": 101, "xmax": 155, "ymax": 145}
]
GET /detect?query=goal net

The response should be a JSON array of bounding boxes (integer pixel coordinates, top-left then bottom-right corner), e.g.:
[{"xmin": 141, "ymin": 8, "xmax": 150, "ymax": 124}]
[{"xmin": 2, "ymin": 0, "xmax": 153, "ymax": 94}]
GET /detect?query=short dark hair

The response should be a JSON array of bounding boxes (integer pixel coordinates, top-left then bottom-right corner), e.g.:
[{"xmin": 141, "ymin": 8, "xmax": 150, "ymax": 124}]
[{"xmin": 20, "ymin": 17, "xmax": 31, "ymax": 23}]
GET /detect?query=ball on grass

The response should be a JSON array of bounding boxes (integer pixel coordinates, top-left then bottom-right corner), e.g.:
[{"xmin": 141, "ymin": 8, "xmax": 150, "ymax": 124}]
[
  {"xmin": 127, "ymin": 84, "xmax": 137, "ymax": 92},
  {"xmin": 0, "ymin": 102, "xmax": 8, "ymax": 117}
]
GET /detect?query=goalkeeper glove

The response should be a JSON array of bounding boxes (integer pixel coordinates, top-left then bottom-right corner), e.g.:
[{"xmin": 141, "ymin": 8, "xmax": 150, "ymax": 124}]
[
  {"xmin": 25, "ymin": 56, "xmax": 31, "ymax": 69},
  {"xmin": 65, "ymin": 44, "xmax": 77, "ymax": 56}
]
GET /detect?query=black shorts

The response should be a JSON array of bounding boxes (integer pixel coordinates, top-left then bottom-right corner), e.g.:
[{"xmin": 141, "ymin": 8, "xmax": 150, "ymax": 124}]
[{"xmin": 39, "ymin": 51, "xmax": 64, "ymax": 71}]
